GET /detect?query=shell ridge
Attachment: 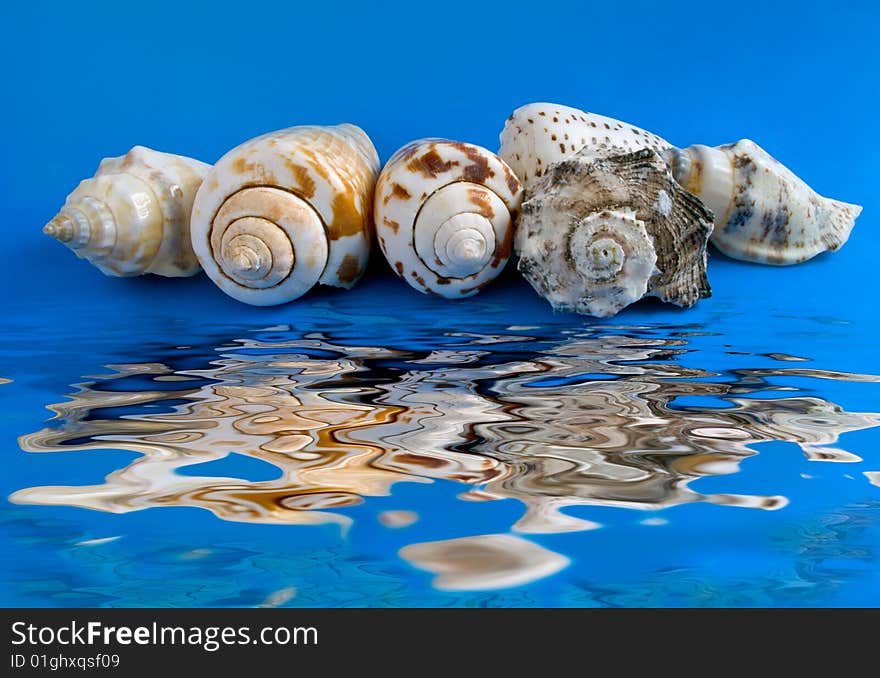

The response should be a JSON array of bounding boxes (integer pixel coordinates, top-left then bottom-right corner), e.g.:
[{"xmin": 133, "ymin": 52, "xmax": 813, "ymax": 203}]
[{"xmin": 514, "ymin": 146, "xmax": 709, "ymax": 316}]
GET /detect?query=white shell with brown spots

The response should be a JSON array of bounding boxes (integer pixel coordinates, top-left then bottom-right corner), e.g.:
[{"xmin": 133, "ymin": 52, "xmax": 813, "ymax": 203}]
[
  {"xmin": 43, "ymin": 146, "xmax": 210, "ymax": 277},
  {"xmin": 191, "ymin": 125, "xmax": 379, "ymax": 306},
  {"xmin": 499, "ymin": 102, "xmax": 672, "ymax": 191},
  {"xmin": 374, "ymin": 139, "xmax": 523, "ymax": 298},
  {"xmin": 666, "ymin": 139, "xmax": 863, "ymax": 265}
]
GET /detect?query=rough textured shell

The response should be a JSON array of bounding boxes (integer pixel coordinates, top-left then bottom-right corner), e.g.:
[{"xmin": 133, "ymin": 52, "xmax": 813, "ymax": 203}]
[
  {"xmin": 374, "ymin": 139, "xmax": 523, "ymax": 297},
  {"xmin": 516, "ymin": 148, "xmax": 713, "ymax": 317},
  {"xmin": 667, "ymin": 139, "xmax": 862, "ymax": 265},
  {"xmin": 191, "ymin": 124, "xmax": 379, "ymax": 305},
  {"xmin": 499, "ymin": 102, "xmax": 672, "ymax": 190},
  {"xmin": 44, "ymin": 146, "xmax": 210, "ymax": 277}
]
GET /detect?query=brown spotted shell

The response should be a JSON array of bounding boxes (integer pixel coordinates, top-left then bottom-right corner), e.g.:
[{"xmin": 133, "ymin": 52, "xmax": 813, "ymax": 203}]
[
  {"xmin": 517, "ymin": 148, "xmax": 714, "ymax": 317},
  {"xmin": 374, "ymin": 139, "xmax": 523, "ymax": 298},
  {"xmin": 191, "ymin": 125, "xmax": 379, "ymax": 306},
  {"xmin": 665, "ymin": 139, "xmax": 863, "ymax": 265},
  {"xmin": 499, "ymin": 102, "xmax": 672, "ymax": 191},
  {"xmin": 43, "ymin": 146, "xmax": 210, "ymax": 277}
]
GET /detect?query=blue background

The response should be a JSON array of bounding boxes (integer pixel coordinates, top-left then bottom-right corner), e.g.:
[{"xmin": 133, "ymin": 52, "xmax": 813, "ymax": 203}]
[{"xmin": 1, "ymin": 1, "xmax": 879, "ymax": 608}]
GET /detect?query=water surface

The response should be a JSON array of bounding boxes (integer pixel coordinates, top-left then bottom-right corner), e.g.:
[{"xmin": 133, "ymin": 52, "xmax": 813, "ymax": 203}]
[{"xmin": 2, "ymin": 278, "xmax": 878, "ymax": 607}]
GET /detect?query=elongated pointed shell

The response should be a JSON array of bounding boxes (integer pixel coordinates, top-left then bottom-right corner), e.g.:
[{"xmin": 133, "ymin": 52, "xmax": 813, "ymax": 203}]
[
  {"xmin": 374, "ymin": 139, "xmax": 523, "ymax": 298},
  {"xmin": 517, "ymin": 148, "xmax": 713, "ymax": 317},
  {"xmin": 43, "ymin": 146, "xmax": 210, "ymax": 277},
  {"xmin": 191, "ymin": 125, "xmax": 379, "ymax": 306},
  {"xmin": 666, "ymin": 139, "xmax": 862, "ymax": 265},
  {"xmin": 499, "ymin": 102, "xmax": 672, "ymax": 191}
]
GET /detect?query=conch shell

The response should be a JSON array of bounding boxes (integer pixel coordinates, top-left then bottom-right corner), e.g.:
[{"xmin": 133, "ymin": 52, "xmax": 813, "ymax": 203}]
[
  {"xmin": 516, "ymin": 148, "xmax": 713, "ymax": 317},
  {"xmin": 44, "ymin": 146, "xmax": 210, "ymax": 276},
  {"xmin": 665, "ymin": 140, "xmax": 862, "ymax": 264},
  {"xmin": 190, "ymin": 124, "xmax": 379, "ymax": 306},
  {"xmin": 499, "ymin": 102, "xmax": 672, "ymax": 190},
  {"xmin": 374, "ymin": 139, "xmax": 522, "ymax": 297},
  {"xmin": 501, "ymin": 102, "xmax": 862, "ymax": 265}
]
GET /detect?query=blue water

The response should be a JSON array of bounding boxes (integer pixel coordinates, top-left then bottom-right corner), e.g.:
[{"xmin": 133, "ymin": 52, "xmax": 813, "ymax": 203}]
[
  {"xmin": 2, "ymin": 266, "xmax": 879, "ymax": 607},
  {"xmin": 2, "ymin": 1, "xmax": 879, "ymax": 607}
]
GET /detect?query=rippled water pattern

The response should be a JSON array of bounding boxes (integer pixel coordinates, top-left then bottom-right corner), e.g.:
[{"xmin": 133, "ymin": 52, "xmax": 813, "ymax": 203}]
[{"xmin": 3, "ymin": 313, "xmax": 880, "ymax": 606}]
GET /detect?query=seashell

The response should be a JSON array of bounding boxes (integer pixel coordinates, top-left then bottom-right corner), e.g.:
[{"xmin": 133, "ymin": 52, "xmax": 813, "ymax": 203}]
[
  {"xmin": 665, "ymin": 139, "xmax": 862, "ymax": 264},
  {"xmin": 190, "ymin": 124, "xmax": 379, "ymax": 306},
  {"xmin": 373, "ymin": 139, "xmax": 523, "ymax": 297},
  {"xmin": 499, "ymin": 102, "xmax": 672, "ymax": 191},
  {"xmin": 516, "ymin": 148, "xmax": 713, "ymax": 317},
  {"xmin": 43, "ymin": 146, "xmax": 210, "ymax": 276},
  {"xmin": 502, "ymin": 103, "xmax": 863, "ymax": 266}
]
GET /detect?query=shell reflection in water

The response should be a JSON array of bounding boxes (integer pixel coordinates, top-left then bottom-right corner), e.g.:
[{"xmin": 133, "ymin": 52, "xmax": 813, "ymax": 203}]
[
  {"xmin": 12, "ymin": 328, "xmax": 880, "ymax": 587},
  {"xmin": 399, "ymin": 534, "xmax": 570, "ymax": 591}
]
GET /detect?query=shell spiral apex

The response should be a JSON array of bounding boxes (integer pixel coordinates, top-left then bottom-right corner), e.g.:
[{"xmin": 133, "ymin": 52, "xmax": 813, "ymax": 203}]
[
  {"xmin": 499, "ymin": 102, "xmax": 672, "ymax": 192},
  {"xmin": 190, "ymin": 124, "xmax": 379, "ymax": 306},
  {"xmin": 665, "ymin": 139, "xmax": 862, "ymax": 265},
  {"xmin": 44, "ymin": 146, "xmax": 210, "ymax": 277},
  {"xmin": 516, "ymin": 148, "xmax": 713, "ymax": 318},
  {"xmin": 374, "ymin": 139, "xmax": 523, "ymax": 298}
]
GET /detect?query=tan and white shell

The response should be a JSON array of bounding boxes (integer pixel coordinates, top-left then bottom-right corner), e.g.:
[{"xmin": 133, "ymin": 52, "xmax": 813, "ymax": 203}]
[
  {"xmin": 499, "ymin": 102, "xmax": 672, "ymax": 191},
  {"xmin": 374, "ymin": 139, "xmax": 523, "ymax": 297},
  {"xmin": 190, "ymin": 124, "xmax": 379, "ymax": 306},
  {"xmin": 44, "ymin": 146, "xmax": 210, "ymax": 276},
  {"xmin": 516, "ymin": 148, "xmax": 713, "ymax": 317},
  {"xmin": 665, "ymin": 139, "xmax": 862, "ymax": 264}
]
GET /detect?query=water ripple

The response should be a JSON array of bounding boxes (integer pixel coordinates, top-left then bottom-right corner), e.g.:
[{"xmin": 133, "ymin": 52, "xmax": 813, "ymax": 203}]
[{"xmin": 10, "ymin": 325, "xmax": 880, "ymax": 591}]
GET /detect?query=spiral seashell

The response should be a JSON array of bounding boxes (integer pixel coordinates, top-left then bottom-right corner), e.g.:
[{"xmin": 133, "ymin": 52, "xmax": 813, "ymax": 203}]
[
  {"xmin": 43, "ymin": 146, "xmax": 210, "ymax": 276},
  {"xmin": 190, "ymin": 125, "xmax": 379, "ymax": 306},
  {"xmin": 374, "ymin": 139, "xmax": 523, "ymax": 297},
  {"xmin": 499, "ymin": 102, "xmax": 672, "ymax": 191},
  {"xmin": 665, "ymin": 139, "xmax": 862, "ymax": 265},
  {"xmin": 517, "ymin": 148, "xmax": 714, "ymax": 317}
]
